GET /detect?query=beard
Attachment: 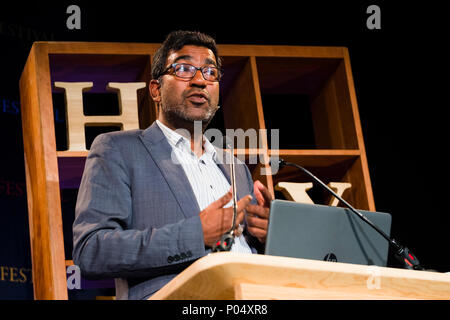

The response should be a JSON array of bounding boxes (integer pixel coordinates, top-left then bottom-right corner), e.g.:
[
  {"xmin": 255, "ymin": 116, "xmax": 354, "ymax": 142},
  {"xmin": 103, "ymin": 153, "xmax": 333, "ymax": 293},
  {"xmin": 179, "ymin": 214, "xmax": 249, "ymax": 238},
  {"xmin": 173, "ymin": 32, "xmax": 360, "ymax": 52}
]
[{"xmin": 160, "ymin": 91, "xmax": 219, "ymax": 131}]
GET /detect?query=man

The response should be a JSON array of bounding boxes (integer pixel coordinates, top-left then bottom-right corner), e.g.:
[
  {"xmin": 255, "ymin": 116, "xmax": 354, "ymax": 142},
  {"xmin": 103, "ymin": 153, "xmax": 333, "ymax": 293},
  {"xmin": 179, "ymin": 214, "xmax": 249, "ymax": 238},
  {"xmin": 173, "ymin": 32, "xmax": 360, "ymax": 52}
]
[{"xmin": 73, "ymin": 30, "xmax": 272, "ymax": 300}]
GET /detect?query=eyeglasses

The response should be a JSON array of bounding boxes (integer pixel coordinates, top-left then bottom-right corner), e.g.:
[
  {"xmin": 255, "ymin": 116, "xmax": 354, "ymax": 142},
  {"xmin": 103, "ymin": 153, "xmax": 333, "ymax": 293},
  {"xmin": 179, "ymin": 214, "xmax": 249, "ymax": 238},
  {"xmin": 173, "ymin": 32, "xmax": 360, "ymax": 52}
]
[{"xmin": 161, "ymin": 63, "xmax": 222, "ymax": 82}]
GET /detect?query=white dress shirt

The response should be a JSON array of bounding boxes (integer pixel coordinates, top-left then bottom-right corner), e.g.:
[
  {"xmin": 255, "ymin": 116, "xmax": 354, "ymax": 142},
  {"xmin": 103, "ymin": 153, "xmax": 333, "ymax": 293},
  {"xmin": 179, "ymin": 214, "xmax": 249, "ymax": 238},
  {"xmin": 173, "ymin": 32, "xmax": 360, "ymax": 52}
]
[{"xmin": 156, "ymin": 120, "xmax": 252, "ymax": 254}]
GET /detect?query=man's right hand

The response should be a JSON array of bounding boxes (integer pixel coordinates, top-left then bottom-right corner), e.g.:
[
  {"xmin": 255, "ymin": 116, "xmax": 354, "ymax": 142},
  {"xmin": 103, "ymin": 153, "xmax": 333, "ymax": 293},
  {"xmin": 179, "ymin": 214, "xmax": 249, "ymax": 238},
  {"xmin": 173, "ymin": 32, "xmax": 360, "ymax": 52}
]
[{"xmin": 199, "ymin": 190, "xmax": 253, "ymax": 247}]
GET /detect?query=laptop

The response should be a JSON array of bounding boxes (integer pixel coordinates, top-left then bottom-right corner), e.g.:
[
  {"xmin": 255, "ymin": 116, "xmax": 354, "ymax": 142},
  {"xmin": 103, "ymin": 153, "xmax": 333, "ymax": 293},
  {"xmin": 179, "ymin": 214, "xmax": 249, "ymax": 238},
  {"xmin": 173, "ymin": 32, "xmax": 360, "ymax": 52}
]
[{"xmin": 264, "ymin": 200, "xmax": 392, "ymax": 267}]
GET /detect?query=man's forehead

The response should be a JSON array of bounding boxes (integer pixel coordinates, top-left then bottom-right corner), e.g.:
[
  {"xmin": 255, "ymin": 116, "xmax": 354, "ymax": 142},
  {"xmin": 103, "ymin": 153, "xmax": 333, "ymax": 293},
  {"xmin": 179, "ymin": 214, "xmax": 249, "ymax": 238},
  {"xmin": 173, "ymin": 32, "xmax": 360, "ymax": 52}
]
[{"xmin": 167, "ymin": 45, "xmax": 217, "ymax": 65}]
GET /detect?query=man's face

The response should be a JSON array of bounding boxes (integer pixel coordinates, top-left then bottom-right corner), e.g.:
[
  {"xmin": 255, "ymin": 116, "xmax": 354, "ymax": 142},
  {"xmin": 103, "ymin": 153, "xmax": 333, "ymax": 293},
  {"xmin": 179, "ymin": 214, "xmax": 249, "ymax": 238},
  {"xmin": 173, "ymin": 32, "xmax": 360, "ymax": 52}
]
[{"xmin": 152, "ymin": 45, "xmax": 220, "ymax": 129}]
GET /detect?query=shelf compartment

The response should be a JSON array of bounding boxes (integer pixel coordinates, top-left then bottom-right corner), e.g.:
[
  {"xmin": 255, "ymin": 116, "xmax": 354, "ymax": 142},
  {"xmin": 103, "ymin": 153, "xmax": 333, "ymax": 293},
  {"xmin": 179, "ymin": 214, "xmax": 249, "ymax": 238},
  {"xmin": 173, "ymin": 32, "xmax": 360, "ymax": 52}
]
[
  {"xmin": 222, "ymin": 57, "xmax": 265, "ymax": 137},
  {"xmin": 50, "ymin": 53, "xmax": 154, "ymax": 152},
  {"xmin": 57, "ymin": 153, "xmax": 87, "ymax": 189},
  {"xmin": 267, "ymin": 149, "xmax": 371, "ymax": 210},
  {"xmin": 256, "ymin": 56, "xmax": 359, "ymax": 150}
]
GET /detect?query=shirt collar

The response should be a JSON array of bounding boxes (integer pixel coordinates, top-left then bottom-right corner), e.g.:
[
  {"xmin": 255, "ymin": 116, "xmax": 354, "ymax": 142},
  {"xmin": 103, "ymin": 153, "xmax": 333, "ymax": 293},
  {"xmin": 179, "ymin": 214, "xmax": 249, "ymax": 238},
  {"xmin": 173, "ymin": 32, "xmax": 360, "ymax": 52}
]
[
  {"xmin": 156, "ymin": 119, "xmax": 186, "ymax": 148},
  {"xmin": 156, "ymin": 120, "xmax": 217, "ymax": 160},
  {"xmin": 202, "ymin": 135, "xmax": 218, "ymax": 160}
]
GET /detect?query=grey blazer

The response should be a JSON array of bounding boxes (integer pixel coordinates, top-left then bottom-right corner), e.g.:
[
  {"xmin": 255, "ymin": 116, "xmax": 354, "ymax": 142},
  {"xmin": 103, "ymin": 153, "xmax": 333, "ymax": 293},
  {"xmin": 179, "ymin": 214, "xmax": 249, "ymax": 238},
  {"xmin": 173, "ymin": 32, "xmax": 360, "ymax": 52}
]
[{"xmin": 72, "ymin": 122, "xmax": 260, "ymax": 300}]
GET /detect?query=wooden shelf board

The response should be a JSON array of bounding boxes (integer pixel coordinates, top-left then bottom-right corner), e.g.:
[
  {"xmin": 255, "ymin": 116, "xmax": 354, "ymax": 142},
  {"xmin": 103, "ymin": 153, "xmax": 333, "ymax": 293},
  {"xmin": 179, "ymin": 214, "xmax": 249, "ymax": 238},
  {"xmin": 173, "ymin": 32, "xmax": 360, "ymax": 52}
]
[
  {"xmin": 219, "ymin": 45, "xmax": 348, "ymax": 59},
  {"xmin": 57, "ymin": 151, "xmax": 89, "ymax": 157},
  {"xmin": 57, "ymin": 149, "xmax": 360, "ymax": 157},
  {"xmin": 40, "ymin": 42, "xmax": 348, "ymax": 59},
  {"xmin": 42, "ymin": 41, "xmax": 160, "ymax": 54},
  {"xmin": 270, "ymin": 149, "xmax": 360, "ymax": 167}
]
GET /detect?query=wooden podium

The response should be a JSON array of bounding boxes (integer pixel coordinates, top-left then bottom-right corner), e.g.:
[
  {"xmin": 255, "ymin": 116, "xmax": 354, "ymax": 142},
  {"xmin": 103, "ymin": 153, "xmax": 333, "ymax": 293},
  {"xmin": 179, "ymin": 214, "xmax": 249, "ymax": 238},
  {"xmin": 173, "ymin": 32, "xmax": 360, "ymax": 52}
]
[{"xmin": 149, "ymin": 252, "xmax": 450, "ymax": 300}]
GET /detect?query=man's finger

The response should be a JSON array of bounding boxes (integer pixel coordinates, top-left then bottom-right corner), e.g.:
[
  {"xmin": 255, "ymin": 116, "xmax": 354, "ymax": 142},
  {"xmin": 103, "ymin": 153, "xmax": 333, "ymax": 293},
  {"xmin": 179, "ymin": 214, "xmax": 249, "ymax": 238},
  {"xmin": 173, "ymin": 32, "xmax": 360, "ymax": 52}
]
[
  {"xmin": 222, "ymin": 197, "xmax": 249, "ymax": 230},
  {"xmin": 254, "ymin": 180, "xmax": 273, "ymax": 207},
  {"xmin": 247, "ymin": 226, "xmax": 267, "ymax": 243},
  {"xmin": 253, "ymin": 181, "xmax": 265, "ymax": 206},
  {"xmin": 245, "ymin": 204, "xmax": 270, "ymax": 219},
  {"xmin": 209, "ymin": 190, "xmax": 232, "ymax": 209},
  {"xmin": 259, "ymin": 182, "xmax": 274, "ymax": 204},
  {"xmin": 235, "ymin": 210, "xmax": 245, "ymax": 228},
  {"xmin": 236, "ymin": 194, "xmax": 253, "ymax": 213},
  {"xmin": 246, "ymin": 214, "xmax": 268, "ymax": 230},
  {"xmin": 232, "ymin": 195, "xmax": 252, "ymax": 229}
]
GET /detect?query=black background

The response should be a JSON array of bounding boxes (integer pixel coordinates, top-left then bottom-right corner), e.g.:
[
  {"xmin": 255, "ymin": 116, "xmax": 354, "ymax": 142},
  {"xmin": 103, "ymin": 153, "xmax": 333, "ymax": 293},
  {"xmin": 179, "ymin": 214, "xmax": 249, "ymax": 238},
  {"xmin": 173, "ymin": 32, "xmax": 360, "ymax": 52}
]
[{"xmin": 0, "ymin": 1, "xmax": 449, "ymax": 300}]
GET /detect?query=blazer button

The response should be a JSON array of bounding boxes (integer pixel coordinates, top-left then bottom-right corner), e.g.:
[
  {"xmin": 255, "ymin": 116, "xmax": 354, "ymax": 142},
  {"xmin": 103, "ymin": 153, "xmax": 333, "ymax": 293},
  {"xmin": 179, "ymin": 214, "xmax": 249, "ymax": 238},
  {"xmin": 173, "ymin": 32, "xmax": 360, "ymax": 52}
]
[
  {"xmin": 174, "ymin": 254, "xmax": 180, "ymax": 262},
  {"xmin": 167, "ymin": 256, "xmax": 174, "ymax": 263},
  {"xmin": 180, "ymin": 252, "xmax": 187, "ymax": 259},
  {"xmin": 186, "ymin": 251, "xmax": 193, "ymax": 257}
]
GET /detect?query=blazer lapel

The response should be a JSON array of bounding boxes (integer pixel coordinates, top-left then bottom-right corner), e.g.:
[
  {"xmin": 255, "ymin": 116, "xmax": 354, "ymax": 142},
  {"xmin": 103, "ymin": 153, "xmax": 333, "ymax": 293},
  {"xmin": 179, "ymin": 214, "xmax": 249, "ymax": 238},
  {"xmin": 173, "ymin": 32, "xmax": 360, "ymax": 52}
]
[{"xmin": 139, "ymin": 122, "xmax": 200, "ymax": 218}]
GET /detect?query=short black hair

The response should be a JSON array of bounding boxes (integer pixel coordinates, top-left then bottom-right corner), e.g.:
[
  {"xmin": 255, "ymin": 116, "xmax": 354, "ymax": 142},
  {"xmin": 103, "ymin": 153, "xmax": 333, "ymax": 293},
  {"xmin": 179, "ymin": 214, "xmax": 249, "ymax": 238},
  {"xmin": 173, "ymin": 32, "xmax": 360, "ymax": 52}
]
[{"xmin": 151, "ymin": 30, "xmax": 222, "ymax": 80}]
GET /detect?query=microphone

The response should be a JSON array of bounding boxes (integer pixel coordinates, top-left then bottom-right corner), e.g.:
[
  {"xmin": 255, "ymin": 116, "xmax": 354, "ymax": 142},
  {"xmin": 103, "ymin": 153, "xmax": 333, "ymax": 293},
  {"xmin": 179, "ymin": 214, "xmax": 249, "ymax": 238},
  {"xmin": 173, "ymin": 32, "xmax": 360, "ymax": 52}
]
[
  {"xmin": 212, "ymin": 136, "xmax": 237, "ymax": 252},
  {"xmin": 275, "ymin": 158, "xmax": 424, "ymax": 270}
]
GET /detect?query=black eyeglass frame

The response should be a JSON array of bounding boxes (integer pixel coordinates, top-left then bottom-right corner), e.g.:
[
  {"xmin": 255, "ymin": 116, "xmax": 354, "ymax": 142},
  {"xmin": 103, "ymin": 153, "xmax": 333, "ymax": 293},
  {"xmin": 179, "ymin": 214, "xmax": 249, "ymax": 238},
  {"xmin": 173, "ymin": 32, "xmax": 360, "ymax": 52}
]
[{"xmin": 159, "ymin": 63, "xmax": 223, "ymax": 82}]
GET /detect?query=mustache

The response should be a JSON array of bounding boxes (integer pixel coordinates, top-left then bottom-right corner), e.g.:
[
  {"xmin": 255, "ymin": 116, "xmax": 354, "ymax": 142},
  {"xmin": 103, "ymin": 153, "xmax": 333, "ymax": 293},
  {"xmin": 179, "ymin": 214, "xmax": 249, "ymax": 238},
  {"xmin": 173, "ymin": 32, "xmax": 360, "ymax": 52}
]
[{"xmin": 183, "ymin": 89, "xmax": 211, "ymax": 102}]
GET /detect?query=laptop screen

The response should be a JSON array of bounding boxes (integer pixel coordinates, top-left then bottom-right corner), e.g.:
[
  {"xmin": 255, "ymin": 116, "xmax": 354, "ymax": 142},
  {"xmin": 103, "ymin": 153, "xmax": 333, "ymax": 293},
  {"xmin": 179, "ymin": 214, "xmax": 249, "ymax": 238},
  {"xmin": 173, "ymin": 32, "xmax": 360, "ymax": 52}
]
[{"xmin": 264, "ymin": 200, "xmax": 392, "ymax": 267}]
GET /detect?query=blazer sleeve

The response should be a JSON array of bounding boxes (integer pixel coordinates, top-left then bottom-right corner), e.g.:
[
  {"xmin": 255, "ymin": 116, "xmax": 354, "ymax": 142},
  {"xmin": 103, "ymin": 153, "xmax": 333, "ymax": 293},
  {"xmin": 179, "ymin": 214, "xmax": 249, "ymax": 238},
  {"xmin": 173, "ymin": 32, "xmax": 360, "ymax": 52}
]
[{"xmin": 72, "ymin": 134, "xmax": 206, "ymax": 279}]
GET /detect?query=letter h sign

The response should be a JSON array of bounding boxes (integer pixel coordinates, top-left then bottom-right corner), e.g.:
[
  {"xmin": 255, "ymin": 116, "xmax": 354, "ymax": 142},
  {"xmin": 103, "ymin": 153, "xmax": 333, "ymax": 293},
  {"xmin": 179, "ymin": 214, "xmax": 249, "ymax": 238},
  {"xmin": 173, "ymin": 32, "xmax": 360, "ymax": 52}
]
[{"xmin": 54, "ymin": 82, "xmax": 146, "ymax": 151}]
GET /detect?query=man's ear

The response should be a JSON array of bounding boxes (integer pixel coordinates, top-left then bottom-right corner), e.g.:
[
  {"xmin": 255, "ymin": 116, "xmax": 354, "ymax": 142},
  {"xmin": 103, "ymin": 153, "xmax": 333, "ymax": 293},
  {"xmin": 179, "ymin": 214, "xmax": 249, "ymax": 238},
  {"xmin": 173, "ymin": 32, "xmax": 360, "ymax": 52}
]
[{"xmin": 149, "ymin": 79, "xmax": 161, "ymax": 103}]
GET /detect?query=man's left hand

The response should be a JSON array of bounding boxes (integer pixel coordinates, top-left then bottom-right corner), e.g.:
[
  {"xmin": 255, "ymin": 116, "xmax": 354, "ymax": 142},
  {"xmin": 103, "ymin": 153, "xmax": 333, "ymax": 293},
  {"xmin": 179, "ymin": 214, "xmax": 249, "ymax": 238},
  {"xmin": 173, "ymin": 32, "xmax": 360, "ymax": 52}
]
[{"xmin": 245, "ymin": 180, "xmax": 273, "ymax": 243}]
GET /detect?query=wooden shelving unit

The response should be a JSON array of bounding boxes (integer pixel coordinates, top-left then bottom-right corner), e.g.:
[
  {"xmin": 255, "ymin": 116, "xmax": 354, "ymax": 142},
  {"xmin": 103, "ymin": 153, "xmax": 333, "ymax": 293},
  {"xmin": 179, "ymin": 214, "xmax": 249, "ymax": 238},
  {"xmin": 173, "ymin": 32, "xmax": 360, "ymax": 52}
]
[{"xmin": 20, "ymin": 42, "xmax": 374, "ymax": 299}]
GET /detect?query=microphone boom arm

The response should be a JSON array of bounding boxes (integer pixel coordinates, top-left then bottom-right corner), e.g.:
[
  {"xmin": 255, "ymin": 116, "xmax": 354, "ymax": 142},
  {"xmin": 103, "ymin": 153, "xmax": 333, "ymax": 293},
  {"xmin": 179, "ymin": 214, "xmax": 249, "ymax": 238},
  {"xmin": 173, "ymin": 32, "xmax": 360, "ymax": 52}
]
[{"xmin": 278, "ymin": 159, "xmax": 424, "ymax": 270}]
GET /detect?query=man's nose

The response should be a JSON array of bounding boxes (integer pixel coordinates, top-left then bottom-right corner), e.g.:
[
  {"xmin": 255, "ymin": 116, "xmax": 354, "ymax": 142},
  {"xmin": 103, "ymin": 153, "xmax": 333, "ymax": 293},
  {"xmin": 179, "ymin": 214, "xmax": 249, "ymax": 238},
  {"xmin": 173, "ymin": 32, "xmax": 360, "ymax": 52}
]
[{"xmin": 189, "ymin": 69, "xmax": 208, "ymax": 87}]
